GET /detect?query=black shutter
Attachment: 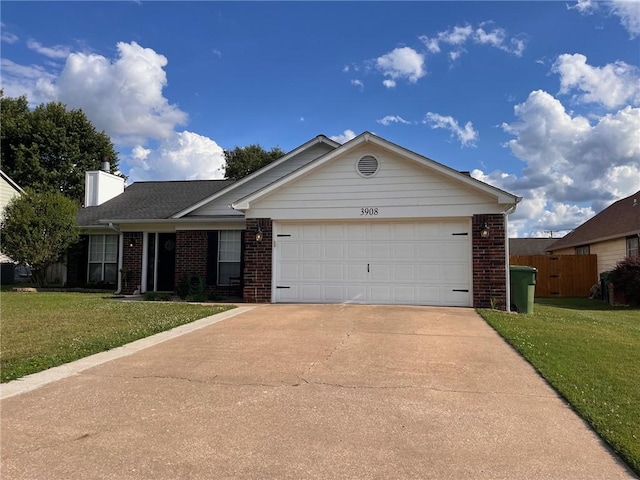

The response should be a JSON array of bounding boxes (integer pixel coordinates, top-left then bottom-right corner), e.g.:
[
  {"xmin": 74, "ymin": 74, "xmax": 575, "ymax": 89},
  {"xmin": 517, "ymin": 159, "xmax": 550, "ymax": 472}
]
[{"xmin": 206, "ymin": 231, "xmax": 219, "ymax": 286}]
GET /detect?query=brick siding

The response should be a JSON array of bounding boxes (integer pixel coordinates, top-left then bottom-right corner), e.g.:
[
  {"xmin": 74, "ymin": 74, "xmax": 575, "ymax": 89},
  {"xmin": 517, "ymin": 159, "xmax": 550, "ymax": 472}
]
[
  {"xmin": 175, "ymin": 230, "xmax": 208, "ymax": 288},
  {"xmin": 243, "ymin": 218, "xmax": 272, "ymax": 303},
  {"xmin": 122, "ymin": 232, "xmax": 143, "ymax": 294},
  {"xmin": 472, "ymin": 214, "xmax": 507, "ymax": 310}
]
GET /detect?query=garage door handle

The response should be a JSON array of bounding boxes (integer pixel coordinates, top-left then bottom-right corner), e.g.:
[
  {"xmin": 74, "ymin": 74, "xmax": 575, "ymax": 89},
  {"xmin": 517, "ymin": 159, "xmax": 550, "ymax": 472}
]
[
  {"xmin": 367, "ymin": 263, "xmax": 370, "ymax": 273},
  {"xmin": 452, "ymin": 289, "xmax": 469, "ymax": 292}
]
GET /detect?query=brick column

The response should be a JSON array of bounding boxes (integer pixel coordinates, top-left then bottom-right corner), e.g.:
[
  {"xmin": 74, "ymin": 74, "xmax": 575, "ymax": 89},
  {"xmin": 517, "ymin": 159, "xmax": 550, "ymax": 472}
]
[
  {"xmin": 122, "ymin": 232, "xmax": 143, "ymax": 294},
  {"xmin": 243, "ymin": 218, "xmax": 272, "ymax": 303},
  {"xmin": 472, "ymin": 214, "xmax": 507, "ymax": 310}
]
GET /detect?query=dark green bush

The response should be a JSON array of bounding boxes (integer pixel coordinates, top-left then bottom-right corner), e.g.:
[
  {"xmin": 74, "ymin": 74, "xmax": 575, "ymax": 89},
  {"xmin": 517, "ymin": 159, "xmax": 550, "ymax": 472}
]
[{"xmin": 610, "ymin": 256, "xmax": 640, "ymax": 306}]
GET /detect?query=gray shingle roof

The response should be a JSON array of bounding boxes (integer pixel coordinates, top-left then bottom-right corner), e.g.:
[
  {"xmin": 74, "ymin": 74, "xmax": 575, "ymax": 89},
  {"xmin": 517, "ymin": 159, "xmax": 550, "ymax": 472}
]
[
  {"xmin": 509, "ymin": 238, "xmax": 557, "ymax": 256},
  {"xmin": 547, "ymin": 190, "xmax": 640, "ymax": 251},
  {"xmin": 78, "ymin": 180, "xmax": 235, "ymax": 226}
]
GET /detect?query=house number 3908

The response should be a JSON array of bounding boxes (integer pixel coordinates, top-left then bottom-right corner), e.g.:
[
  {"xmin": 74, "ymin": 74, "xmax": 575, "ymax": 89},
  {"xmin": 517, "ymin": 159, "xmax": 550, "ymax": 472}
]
[{"xmin": 361, "ymin": 207, "xmax": 379, "ymax": 216}]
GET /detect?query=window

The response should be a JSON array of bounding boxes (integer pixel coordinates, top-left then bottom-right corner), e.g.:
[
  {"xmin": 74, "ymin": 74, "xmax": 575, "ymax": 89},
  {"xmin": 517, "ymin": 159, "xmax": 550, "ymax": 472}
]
[
  {"xmin": 627, "ymin": 236, "xmax": 640, "ymax": 257},
  {"xmin": 88, "ymin": 235, "xmax": 118, "ymax": 283},
  {"xmin": 575, "ymin": 245, "xmax": 590, "ymax": 255},
  {"xmin": 218, "ymin": 231, "xmax": 242, "ymax": 285}
]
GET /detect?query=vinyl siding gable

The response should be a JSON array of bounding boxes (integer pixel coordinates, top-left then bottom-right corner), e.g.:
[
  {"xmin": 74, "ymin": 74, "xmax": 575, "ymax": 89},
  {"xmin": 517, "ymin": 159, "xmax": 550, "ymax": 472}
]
[
  {"xmin": 188, "ymin": 142, "xmax": 336, "ymax": 217},
  {"xmin": 246, "ymin": 144, "xmax": 502, "ymax": 220}
]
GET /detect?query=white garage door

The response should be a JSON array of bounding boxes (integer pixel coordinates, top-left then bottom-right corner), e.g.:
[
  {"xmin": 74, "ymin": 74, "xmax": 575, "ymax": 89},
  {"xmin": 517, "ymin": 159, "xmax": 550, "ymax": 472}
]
[{"xmin": 274, "ymin": 220, "xmax": 471, "ymax": 306}]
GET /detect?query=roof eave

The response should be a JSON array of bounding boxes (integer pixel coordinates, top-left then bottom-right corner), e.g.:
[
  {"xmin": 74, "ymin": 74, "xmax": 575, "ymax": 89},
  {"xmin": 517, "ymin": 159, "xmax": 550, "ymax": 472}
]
[
  {"xmin": 233, "ymin": 132, "xmax": 520, "ymax": 211},
  {"xmin": 171, "ymin": 135, "xmax": 339, "ymax": 219}
]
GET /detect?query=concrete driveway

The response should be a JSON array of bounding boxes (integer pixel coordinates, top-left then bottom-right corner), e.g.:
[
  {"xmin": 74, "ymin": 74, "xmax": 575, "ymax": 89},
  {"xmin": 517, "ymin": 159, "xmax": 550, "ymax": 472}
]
[{"xmin": 1, "ymin": 304, "xmax": 635, "ymax": 479}]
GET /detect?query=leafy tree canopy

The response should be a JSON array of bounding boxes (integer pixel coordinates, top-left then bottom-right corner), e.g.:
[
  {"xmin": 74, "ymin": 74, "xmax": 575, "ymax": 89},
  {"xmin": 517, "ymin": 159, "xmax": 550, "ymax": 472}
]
[
  {"xmin": 223, "ymin": 144, "xmax": 286, "ymax": 180},
  {"xmin": 0, "ymin": 93, "xmax": 120, "ymax": 205},
  {"xmin": 1, "ymin": 189, "xmax": 79, "ymax": 287}
]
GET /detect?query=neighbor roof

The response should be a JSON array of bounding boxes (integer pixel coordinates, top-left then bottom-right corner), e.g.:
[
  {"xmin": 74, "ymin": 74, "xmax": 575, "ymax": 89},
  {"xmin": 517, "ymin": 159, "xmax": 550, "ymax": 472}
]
[
  {"xmin": 509, "ymin": 238, "xmax": 557, "ymax": 256},
  {"xmin": 78, "ymin": 180, "xmax": 235, "ymax": 226},
  {"xmin": 547, "ymin": 190, "xmax": 640, "ymax": 251}
]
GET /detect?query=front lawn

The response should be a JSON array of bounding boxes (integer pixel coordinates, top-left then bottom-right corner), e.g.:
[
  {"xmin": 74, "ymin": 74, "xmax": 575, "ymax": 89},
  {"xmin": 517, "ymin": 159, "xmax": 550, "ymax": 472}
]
[
  {"xmin": 0, "ymin": 291, "xmax": 234, "ymax": 383},
  {"xmin": 479, "ymin": 298, "xmax": 640, "ymax": 474}
]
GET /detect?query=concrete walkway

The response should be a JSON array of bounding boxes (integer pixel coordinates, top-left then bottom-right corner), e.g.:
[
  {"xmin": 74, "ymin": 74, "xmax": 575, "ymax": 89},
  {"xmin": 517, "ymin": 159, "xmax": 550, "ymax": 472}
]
[{"xmin": 1, "ymin": 304, "xmax": 635, "ymax": 479}]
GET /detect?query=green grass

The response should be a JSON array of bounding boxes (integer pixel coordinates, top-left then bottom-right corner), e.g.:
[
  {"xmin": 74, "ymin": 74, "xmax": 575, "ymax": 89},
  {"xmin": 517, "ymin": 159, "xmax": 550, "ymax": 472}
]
[
  {"xmin": 0, "ymin": 291, "xmax": 234, "ymax": 383},
  {"xmin": 478, "ymin": 298, "xmax": 640, "ymax": 474}
]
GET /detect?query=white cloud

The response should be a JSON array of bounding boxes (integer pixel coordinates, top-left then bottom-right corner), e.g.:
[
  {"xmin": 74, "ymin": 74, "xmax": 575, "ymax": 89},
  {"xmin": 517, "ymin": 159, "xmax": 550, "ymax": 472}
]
[
  {"xmin": 0, "ymin": 58, "xmax": 57, "ymax": 105},
  {"xmin": 569, "ymin": 0, "xmax": 640, "ymax": 38},
  {"xmin": 419, "ymin": 22, "xmax": 526, "ymax": 59},
  {"xmin": 553, "ymin": 53, "xmax": 640, "ymax": 108},
  {"xmin": 329, "ymin": 129, "xmax": 357, "ymax": 144},
  {"xmin": 26, "ymin": 40, "xmax": 71, "ymax": 59},
  {"xmin": 351, "ymin": 79, "xmax": 364, "ymax": 90},
  {"xmin": 611, "ymin": 0, "xmax": 640, "ymax": 37},
  {"xmin": 382, "ymin": 79, "xmax": 396, "ymax": 88},
  {"xmin": 474, "ymin": 89, "xmax": 640, "ymax": 236},
  {"xmin": 377, "ymin": 115, "xmax": 411, "ymax": 126},
  {"xmin": 375, "ymin": 47, "xmax": 425, "ymax": 85},
  {"xmin": 423, "ymin": 112, "xmax": 478, "ymax": 146},
  {"xmin": 1, "ymin": 24, "xmax": 18, "ymax": 44},
  {"xmin": 45, "ymin": 41, "xmax": 188, "ymax": 145},
  {"xmin": 126, "ymin": 131, "xmax": 225, "ymax": 182}
]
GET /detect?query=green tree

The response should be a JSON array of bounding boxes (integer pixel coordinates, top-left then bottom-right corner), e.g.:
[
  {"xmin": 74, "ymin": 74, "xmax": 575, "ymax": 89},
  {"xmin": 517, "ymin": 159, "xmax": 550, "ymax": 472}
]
[
  {"xmin": 223, "ymin": 144, "xmax": 286, "ymax": 180},
  {"xmin": 0, "ymin": 94, "xmax": 120, "ymax": 205},
  {"xmin": 1, "ymin": 189, "xmax": 79, "ymax": 287}
]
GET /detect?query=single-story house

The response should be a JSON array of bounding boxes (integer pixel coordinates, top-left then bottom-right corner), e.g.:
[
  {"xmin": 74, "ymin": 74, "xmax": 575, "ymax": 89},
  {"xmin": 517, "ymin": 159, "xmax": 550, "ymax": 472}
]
[
  {"xmin": 547, "ymin": 190, "xmax": 640, "ymax": 275},
  {"xmin": 70, "ymin": 132, "xmax": 521, "ymax": 309}
]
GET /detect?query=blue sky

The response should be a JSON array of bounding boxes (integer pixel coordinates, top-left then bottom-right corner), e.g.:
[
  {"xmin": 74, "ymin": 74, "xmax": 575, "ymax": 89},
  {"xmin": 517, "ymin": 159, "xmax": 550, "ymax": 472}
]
[{"xmin": 1, "ymin": 1, "xmax": 639, "ymax": 237}]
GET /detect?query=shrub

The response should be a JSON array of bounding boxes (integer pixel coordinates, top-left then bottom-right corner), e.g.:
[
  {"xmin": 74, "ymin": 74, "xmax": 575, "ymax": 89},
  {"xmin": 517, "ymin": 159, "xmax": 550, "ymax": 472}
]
[
  {"xmin": 610, "ymin": 256, "xmax": 640, "ymax": 306},
  {"xmin": 144, "ymin": 291, "xmax": 158, "ymax": 301},
  {"xmin": 176, "ymin": 276, "xmax": 191, "ymax": 300}
]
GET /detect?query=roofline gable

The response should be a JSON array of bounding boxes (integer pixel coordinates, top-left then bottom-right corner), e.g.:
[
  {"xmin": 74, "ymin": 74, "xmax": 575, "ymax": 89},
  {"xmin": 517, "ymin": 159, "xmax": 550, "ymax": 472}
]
[
  {"xmin": 171, "ymin": 135, "xmax": 340, "ymax": 218},
  {"xmin": 232, "ymin": 131, "xmax": 521, "ymax": 211}
]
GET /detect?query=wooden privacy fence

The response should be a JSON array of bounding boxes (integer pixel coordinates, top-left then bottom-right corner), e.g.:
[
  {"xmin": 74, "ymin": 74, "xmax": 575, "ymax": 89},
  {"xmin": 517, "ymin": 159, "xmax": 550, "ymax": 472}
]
[{"xmin": 509, "ymin": 255, "xmax": 598, "ymax": 297}]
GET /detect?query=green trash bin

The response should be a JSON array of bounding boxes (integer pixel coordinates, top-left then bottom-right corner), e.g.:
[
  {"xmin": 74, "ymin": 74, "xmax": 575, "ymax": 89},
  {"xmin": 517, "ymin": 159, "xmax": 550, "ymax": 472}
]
[{"xmin": 509, "ymin": 265, "xmax": 537, "ymax": 313}]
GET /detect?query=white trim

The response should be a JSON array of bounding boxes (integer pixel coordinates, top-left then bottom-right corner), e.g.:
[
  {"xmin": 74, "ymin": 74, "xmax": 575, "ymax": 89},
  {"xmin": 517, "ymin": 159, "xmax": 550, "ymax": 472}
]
[
  {"xmin": 171, "ymin": 135, "xmax": 340, "ymax": 219},
  {"xmin": 153, "ymin": 233, "xmax": 159, "ymax": 292},
  {"xmin": 0, "ymin": 170, "xmax": 24, "ymax": 193},
  {"xmin": 233, "ymin": 132, "xmax": 521, "ymax": 212},
  {"xmin": 141, "ymin": 233, "xmax": 149, "ymax": 293},
  {"xmin": 116, "ymin": 234, "xmax": 123, "ymax": 294}
]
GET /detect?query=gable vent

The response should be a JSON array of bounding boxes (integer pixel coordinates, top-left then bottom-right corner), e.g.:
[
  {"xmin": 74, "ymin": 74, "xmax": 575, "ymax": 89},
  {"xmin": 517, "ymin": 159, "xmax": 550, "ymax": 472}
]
[{"xmin": 357, "ymin": 155, "xmax": 379, "ymax": 177}]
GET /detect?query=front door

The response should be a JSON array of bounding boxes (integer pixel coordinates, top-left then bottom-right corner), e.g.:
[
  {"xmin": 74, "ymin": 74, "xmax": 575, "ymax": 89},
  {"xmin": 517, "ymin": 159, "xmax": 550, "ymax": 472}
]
[{"xmin": 157, "ymin": 233, "xmax": 176, "ymax": 291}]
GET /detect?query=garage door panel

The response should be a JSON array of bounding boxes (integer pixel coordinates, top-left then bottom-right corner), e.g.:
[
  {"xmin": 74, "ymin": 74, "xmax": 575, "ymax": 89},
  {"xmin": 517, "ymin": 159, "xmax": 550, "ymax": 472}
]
[
  {"xmin": 280, "ymin": 264, "xmax": 300, "ymax": 281},
  {"xmin": 346, "ymin": 285, "xmax": 367, "ymax": 302},
  {"xmin": 370, "ymin": 244, "xmax": 391, "ymax": 259},
  {"xmin": 370, "ymin": 264, "xmax": 391, "ymax": 281},
  {"xmin": 302, "ymin": 264, "xmax": 322, "ymax": 281},
  {"xmin": 324, "ymin": 243, "xmax": 344, "ymax": 260},
  {"xmin": 347, "ymin": 243, "xmax": 367, "ymax": 259},
  {"xmin": 324, "ymin": 264, "xmax": 345, "ymax": 281},
  {"xmin": 302, "ymin": 243, "xmax": 322, "ymax": 259},
  {"xmin": 275, "ymin": 220, "xmax": 471, "ymax": 306},
  {"xmin": 393, "ymin": 264, "xmax": 415, "ymax": 282}
]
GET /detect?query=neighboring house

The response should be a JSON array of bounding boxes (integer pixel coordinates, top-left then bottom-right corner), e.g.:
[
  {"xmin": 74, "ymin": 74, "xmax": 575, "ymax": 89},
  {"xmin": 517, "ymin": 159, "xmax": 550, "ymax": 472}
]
[
  {"xmin": 509, "ymin": 238, "xmax": 557, "ymax": 256},
  {"xmin": 69, "ymin": 132, "xmax": 521, "ymax": 309},
  {"xmin": 0, "ymin": 170, "xmax": 24, "ymax": 264},
  {"xmin": 547, "ymin": 190, "xmax": 640, "ymax": 275}
]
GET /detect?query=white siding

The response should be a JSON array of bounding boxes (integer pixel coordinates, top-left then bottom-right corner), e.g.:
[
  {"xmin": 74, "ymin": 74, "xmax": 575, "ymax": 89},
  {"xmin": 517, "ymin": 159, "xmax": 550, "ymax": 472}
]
[
  {"xmin": 593, "ymin": 239, "xmax": 626, "ymax": 274},
  {"xmin": 554, "ymin": 238, "xmax": 626, "ymax": 275},
  {"xmin": 248, "ymin": 144, "xmax": 500, "ymax": 220},
  {"xmin": 0, "ymin": 176, "xmax": 21, "ymax": 216},
  {"xmin": 190, "ymin": 142, "xmax": 336, "ymax": 217}
]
